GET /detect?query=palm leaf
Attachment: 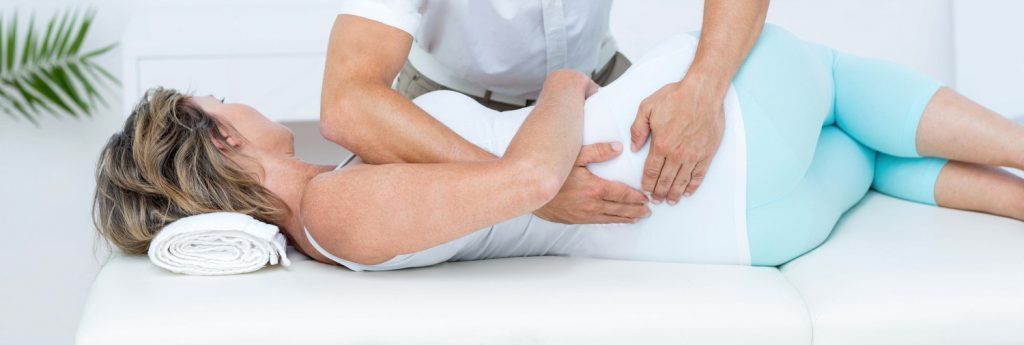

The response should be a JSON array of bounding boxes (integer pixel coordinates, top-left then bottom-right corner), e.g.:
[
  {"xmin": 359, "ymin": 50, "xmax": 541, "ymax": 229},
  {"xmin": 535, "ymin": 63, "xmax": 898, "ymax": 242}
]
[{"xmin": 0, "ymin": 8, "xmax": 119, "ymax": 123}]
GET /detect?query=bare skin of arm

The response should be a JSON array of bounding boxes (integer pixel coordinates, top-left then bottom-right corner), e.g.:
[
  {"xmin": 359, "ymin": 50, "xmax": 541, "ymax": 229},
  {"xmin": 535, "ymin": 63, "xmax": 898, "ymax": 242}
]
[
  {"xmin": 631, "ymin": 0, "xmax": 769, "ymax": 204},
  {"xmin": 320, "ymin": 15, "xmax": 494, "ymax": 164},
  {"xmin": 303, "ymin": 71, "xmax": 597, "ymax": 265},
  {"xmin": 320, "ymin": 15, "xmax": 648, "ymax": 223}
]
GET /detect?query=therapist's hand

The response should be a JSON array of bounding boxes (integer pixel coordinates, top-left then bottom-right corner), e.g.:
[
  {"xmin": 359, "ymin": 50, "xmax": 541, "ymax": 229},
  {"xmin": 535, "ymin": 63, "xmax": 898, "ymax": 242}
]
[
  {"xmin": 534, "ymin": 142, "xmax": 651, "ymax": 224},
  {"xmin": 631, "ymin": 77, "xmax": 726, "ymax": 205}
]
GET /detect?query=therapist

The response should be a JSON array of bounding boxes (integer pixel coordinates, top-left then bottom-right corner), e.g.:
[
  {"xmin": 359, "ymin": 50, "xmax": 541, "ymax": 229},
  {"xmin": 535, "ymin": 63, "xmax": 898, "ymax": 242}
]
[{"xmin": 321, "ymin": 0, "xmax": 769, "ymax": 224}]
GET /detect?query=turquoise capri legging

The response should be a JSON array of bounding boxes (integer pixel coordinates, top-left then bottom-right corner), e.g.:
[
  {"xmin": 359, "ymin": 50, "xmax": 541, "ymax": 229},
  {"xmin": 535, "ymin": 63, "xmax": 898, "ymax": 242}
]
[{"xmin": 723, "ymin": 25, "xmax": 947, "ymax": 266}]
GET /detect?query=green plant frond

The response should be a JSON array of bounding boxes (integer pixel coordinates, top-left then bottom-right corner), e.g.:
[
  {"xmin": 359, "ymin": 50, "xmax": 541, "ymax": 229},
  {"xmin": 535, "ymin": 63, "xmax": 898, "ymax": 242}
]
[
  {"xmin": 79, "ymin": 41, "xmax": 116, "ymax": 60},
  {"xmin": 46, "ymin": 66, "xmax": 90, "ymax": 115},
  {"xmin": 0, "ymin": 91, "xmax": 38, "ymax": 124},
  {"xmin": 66, "ymin": 63, "xmax": 100, "ymax": 101},
  {"xmin": 2, "ymin": 77, "xmax": 51, "ymax": 120},
  {"xmin": 20, "ymin": 14, "xmax": 35, "ymax": 66},
  {"xmin": 84, "ymin": 57, "xmax": 119, "ymax": 85},
  {"xmin": 31, "ymin": 69, "xmax": 78, "ymax": 116},
  {"xmin": 0, "ymin": 7, "xmax": 119, "ymax": 123},
  {"xmin": 1, "ymin": 78, "xmax": 51, "ymax": 119},
  {"xmin": 66, "ymin": 9, "xmax": 95, "ymax": 56},
  {"xmin": 4, "ymin": 13, "xmax": 17, "ymax": 72},
  {"xmin": 1, "ymin": 15, "xmax": 4, "ymax": 66},
  {"xmin": 1, "ymin": 14, "xmax": 6, "ymax": 73},
  {"xmin": 54, "ymin": 10, "xmax": 76, "ymax": 58},
  {"xmin": 37, "ymin": 13, "xmax": 56, "ymax": 59}
]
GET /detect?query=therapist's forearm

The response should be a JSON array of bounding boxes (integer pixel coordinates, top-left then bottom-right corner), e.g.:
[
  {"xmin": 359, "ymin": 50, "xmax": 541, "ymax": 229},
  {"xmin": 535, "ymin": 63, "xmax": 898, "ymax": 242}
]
[
  {"xmin": 323, "ymin": 82, "xmax": 496, "ymax": 164},
  {"xmin": 686, "ymin": 0, "xmax": 769, "ymax": 94},
  {"xmin": 320, "ymin": 15, "xmax": 495, "ymax": 165}
]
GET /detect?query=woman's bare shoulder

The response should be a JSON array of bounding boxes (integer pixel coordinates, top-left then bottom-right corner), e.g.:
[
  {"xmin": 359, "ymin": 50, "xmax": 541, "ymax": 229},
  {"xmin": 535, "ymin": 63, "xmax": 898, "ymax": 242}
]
[{"xmin": 299, "ymin": 162, "xmax": 395, "ymax": 265}]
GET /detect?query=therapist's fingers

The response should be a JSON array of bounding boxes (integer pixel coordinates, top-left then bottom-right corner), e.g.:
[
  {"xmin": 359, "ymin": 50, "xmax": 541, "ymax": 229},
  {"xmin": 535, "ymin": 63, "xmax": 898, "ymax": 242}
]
[
  {"xmin": 651, "ymin": 149, "xmax": 683, "ymax": 204},
  {"xmin": 681, "ymin": 158, "xmax": 711, "ymax": 199},
  {"xmin": 641, "ymin": 152, "xmax": 666, "ymax": 199},
  {"xmin": 630, "ymin": 103, "xmax": 652, "ymax": 152},
  {"xmin": 667, "ymin": 155, "xmax": 699, "ymax": 205},
  {"xmin": 667, "ymin": 158, "xmax": 702, "ymax": 204},
  {"xmin": 576, "ymin": 142, "xmax": 623, "ymax": 166}
]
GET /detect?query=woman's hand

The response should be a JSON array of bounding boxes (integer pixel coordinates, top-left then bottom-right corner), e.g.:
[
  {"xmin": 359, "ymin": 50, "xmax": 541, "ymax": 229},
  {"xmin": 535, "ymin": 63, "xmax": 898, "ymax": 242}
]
[
  {"xmin": 532, "ymin": 70, "xmax": 651, "ymax": 225},
  {"xmin": 534, "ymin": 142, "xmax": 651, "ymax": 224}
]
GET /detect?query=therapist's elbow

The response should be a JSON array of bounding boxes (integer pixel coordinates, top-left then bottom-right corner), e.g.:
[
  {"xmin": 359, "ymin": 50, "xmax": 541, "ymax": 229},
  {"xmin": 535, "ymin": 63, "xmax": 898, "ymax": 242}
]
[
  {"xmin": 319, "ymin": 90, "xmax": 362, "ymax": 148},
  {"xmin": 319, "ymin": 113, "xmax": 351, "ymax": 148}
]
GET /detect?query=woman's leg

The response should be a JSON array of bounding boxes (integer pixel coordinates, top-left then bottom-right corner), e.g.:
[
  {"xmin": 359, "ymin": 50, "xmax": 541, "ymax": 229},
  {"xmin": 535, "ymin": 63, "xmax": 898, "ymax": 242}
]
[
  {"xmin": 738, "ymin": 25, "xmax": 1024, "ymax": 267},
  {"xmin": 934, "ymin": 161, "xmax": 1024, "ymax": 220},
  {"xmin": 916, "ymin": 89, "xmax": 1024, "ymax": 169},
  {"xmin": 747, "ymin": 127, "xmax": 875, "ymax": 266},
  {"xmin": 832, "ymin": 50, "xmax": 1024, "ymax": 220},
  {"xmin": 875, "ymin": 153, "xmax": 1024, "ymax": 220},
  {"xmin": 730, "ymin": 25, "xmax": 839, "ymax": 208},
  {"xmin": 831, "ymin": 49, "xmax": 1024, "ymax": 169},
  {"xmin": 729, "ymin": 25, "xmax": 879, "ymax": 265}
]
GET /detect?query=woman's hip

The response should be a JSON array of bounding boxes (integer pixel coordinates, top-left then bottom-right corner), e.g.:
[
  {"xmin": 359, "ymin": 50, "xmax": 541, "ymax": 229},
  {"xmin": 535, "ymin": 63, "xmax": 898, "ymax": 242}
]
[{"xmin": 730, "ymin": 25, "xmax": 843, "ymax": 207}]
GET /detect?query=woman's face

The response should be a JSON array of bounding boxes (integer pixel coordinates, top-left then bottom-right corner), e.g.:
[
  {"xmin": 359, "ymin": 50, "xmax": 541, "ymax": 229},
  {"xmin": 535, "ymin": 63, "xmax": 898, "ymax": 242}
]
[{"xmin": 191, "ymin": 95, "xmax": 294, "ymax": 155}]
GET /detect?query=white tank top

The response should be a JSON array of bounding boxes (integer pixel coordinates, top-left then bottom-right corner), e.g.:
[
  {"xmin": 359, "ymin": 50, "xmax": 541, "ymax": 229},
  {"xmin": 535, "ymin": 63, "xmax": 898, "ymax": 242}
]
[{"xmin": 313, "ymin": 35, "xmax": 749, "ymax": 271}]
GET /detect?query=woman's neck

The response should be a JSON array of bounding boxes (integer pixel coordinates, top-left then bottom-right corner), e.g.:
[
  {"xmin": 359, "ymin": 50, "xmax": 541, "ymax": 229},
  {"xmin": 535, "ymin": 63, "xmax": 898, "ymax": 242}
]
[{"xmin": 260, "ymin": 154, "xmax": 334, "ymax": 244}]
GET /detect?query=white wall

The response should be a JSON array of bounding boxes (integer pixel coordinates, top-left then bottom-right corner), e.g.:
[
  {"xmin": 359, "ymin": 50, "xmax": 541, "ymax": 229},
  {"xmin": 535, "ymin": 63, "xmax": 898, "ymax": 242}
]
[
  {"xmin": 0, "ymin": 1, "xmax": 969, "ymax": 344},
  {"xmin": 611, "ymin": 0, "xmax": 954, "ymax": 85},
  {"xmin": 953, "ymin": 0, "xmax": 1024, "ymax": 117},
  {"xmin": 1, "ymin": 2, "xmax": 127, "ymax": 345}
]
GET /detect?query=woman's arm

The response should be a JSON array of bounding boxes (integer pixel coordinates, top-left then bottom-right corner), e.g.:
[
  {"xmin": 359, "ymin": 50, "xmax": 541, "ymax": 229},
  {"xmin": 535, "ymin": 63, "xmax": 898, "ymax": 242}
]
[
  {"xmin": 324, "ymin": 15, "xmax": 647, "ymax": 225},
  {"xmin": 302, "ymin": 70, "xmax": 596, "ymax": 265}
]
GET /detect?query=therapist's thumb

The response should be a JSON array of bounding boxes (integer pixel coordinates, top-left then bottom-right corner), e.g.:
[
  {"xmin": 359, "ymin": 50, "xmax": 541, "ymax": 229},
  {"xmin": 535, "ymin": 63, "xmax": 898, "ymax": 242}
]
[
  {"xmin": 576, "ymin": 142, "xmax": 623, "ymax": 166},
  {"xmin": 630, "ymin": 108, "xmax": 651, "ymax": 152}
]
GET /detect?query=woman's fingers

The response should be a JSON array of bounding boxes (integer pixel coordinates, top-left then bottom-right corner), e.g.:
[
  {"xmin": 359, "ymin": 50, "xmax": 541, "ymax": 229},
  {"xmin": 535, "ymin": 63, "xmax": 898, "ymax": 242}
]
[
  {"xmin": 589, "ymin": 214, "xmax": 643, "ymax": 224},
  {"xmin": 575, "ymin": 142, "xmax": 623, "ymax": 166},
  {"xmin": 613, "ymin": 186, "xmax": 650, "ymax": 205},
  {"xmin": 598, "ymin": 180, "xmax": 650, "ymax": 220},
  {"xmin": 600, "ymin": 200, "xmax": 651, "ymax": 221},
  {"xmin": 600, "ymin": 179, "xmax": 650, "ymax": 204}
]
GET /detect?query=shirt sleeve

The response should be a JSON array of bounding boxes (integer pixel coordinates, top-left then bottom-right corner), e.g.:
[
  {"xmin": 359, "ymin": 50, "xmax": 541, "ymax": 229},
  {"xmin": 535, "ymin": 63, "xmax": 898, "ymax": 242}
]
[{"xmin": 338, "ymin": 0, "xmax": 425, "ymax": 37}]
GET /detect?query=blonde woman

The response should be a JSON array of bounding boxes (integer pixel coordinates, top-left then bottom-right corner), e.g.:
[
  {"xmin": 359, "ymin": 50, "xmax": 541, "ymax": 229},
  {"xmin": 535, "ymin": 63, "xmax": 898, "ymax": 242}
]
[{"xmin": 94, "ymin": 26, "xmax": 1024, "ymax": 271}]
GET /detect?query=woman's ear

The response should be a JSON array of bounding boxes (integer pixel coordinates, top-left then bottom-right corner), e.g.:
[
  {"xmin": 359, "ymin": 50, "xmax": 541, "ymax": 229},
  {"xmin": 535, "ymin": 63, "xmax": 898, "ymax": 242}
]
[{"xmin": 212, "ymin": 127, "xmax": 241, "ymax": 153}]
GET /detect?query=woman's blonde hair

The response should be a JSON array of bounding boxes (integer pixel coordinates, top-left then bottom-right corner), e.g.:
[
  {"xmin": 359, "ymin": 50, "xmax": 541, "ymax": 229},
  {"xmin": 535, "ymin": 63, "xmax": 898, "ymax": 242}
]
[{"xmin": 93, "ymin": 88, "xmax": 287, "ymax": 254}]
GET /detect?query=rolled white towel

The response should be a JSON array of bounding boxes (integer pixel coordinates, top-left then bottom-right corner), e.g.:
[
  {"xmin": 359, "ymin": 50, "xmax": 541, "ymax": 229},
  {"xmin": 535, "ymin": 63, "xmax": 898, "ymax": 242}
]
[{"xmin": 147, "ymin": 212, "xmax": 291, "ymax": 275}]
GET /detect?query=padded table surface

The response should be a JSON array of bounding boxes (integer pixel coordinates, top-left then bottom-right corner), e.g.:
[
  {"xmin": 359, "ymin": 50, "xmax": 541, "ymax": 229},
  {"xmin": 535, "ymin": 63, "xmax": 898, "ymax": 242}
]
[
  {"xmin": 77, "ymin": 251, "xmax": 811, "ymax": 345},
  {"xmin": 783, "ymin": 192, "xmax": 1024, "ymax": 345},
  {"xmin": 76, "ymin": 191, "xmax": 1024, "ymax": 345}
]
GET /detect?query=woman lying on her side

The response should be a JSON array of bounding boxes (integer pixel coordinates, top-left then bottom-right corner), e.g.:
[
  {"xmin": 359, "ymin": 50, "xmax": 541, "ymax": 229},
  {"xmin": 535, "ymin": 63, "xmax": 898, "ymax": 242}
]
[{"xmin": 94, "ymin": 25, "xmax": 1024, "ymax": 270}]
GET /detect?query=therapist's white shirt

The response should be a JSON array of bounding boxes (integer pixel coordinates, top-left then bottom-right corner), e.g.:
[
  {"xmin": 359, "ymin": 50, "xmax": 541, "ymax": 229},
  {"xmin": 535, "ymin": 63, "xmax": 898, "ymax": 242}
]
[{"xmin": 339, "ymin": 0, "xmax": 613, "ymax": 99}]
